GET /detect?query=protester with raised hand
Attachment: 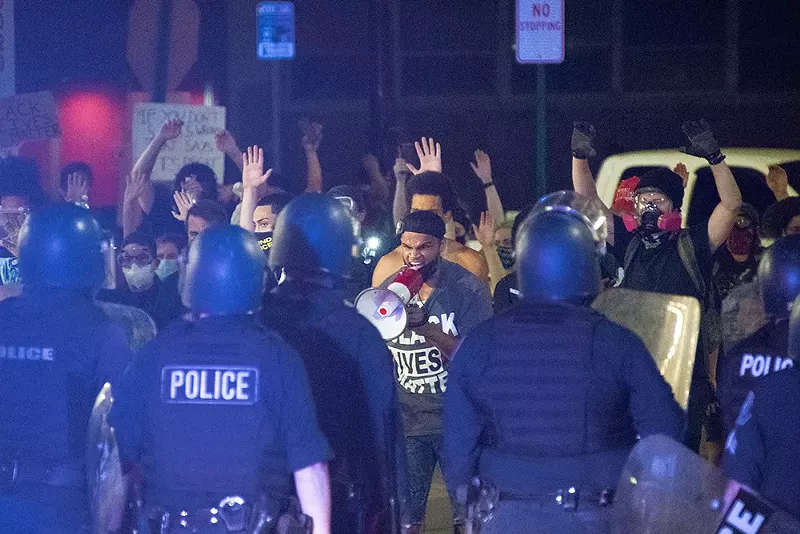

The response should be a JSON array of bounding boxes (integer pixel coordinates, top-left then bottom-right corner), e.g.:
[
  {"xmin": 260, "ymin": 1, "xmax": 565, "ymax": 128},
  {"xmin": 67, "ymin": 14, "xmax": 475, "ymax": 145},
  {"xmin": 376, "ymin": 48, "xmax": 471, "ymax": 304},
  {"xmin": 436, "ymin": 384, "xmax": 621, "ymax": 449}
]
[
  {"xmin": 473, "ymin": 211, "xmax": 509, "ymax": 294},
  {"xmin": 214, "ymin": 129, "xmax": 244, "ymax": 171},
  {"xmin": 59, "ymin": 162, "xmax": 93, "ymax": 209},
  {"xmin": 393, "ymin": 137, "xmax": 441, "ymax": 225},
  {"xmin": 300, "ymin": 118, "xmax": 324, "ymax": 193},
  {"xmin": 470, "ymin": 149, "xmax": 505, "ymax": 227},
  {"xmin": 238, "ymin": 145, "xmax": 274, "ymax": 233},
  {"xmin": 122, "ymin": 171, "xmax": 155, "ymax": 237}
]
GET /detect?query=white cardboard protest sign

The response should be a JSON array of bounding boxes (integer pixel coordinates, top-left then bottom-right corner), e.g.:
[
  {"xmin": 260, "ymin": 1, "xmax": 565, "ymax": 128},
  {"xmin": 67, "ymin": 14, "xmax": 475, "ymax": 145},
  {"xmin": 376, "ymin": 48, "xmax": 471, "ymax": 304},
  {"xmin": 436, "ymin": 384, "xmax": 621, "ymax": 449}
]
[
  {"xmin": 132, "ymin": 103, "xmax": 226, "ymax": 183},
  {"xmin": 0, "ymin": 91, "xmax": 60, "ymax": 149},
  {"xmin": 0, "ymin": 0, "xmax": 14, "ymax": 97},
  {"xmin": 516, "ymin": 0, "xmax": 565, "ymax": 64}
]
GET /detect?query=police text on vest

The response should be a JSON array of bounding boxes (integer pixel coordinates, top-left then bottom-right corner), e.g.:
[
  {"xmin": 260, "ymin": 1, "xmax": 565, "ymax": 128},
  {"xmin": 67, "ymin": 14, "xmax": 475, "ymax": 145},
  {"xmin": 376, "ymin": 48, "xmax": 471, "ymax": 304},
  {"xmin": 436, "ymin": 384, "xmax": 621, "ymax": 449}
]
[
  {"xmin": 739, "ymin": 353, "xmax": 793, "ymax": 378},
  {"xmin": 0, "ymin": 346, "xmax": 55, "ymax": 361},
  {"xmin": 161, "ymin": 366, "xmax": 259, "ymax": 405}
]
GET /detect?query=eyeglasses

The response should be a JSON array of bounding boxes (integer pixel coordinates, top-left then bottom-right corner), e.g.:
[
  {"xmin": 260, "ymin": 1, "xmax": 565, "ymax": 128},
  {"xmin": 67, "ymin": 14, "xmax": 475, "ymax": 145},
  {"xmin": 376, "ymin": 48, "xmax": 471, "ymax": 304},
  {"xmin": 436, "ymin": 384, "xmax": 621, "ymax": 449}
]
[{"xmin": 117, "ymin": 252, "xmax": 154, "ymax": 268}]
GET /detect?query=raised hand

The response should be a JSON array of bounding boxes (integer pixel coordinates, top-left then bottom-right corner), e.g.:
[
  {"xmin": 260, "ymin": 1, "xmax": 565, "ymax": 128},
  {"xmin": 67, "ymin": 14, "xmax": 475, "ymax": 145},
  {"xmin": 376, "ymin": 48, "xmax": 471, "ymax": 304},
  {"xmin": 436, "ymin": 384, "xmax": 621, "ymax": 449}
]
[
  {"xmin": 673, "ymin": 162, "xmax": 689, "ymax": 188},
  {"xmin": 124, "ymin": 171, "xmax": 152, "ymax": 203},
  {"xmin": 362, "ymin": 154, "xmax": 381, "ymax": 177},
  {"xmin": 64, "ymin": 172, "xmax": 89, "ymax": 204},
  {"xmin": 242, "ymin": 145, "xmax": 273, "ymax": 190},
  {"xmin": 299, "ymin": 119, "xmax": 323, "ymax": 152},
  {"xmin": 470, "ymin": 149, "xmax": 493, "ymax": 184},
  {"xmin": 172, "ymin": 190, "xmax": 194, "ymax": 222},
  {"xmin": 472, "ymin": 211, "xmax": 496, "ymax": 248},
  {"xmin": 766, "ymin": 164, "xmax": 789, "ymax": 200},
  {"xmin": 571, "ymin": 122, "xmax": 597, "ymax": 159},
  {"xmin": 405, "ymin": 137, "xmax": 442, "ymax": 175},
  {"xmin": 215, "ymin": 130, "xmax": 240, "ymax": 154},
  {"xmin": 681, "ymin": 119, "xmax": 725, "ymax": 165},
  {"xmin": 157, "ymin": 119, "xmax": 183, "ymax": 142},
  {"xmin": 180, "ymin": 175, "xmax": 204, "ymax": 202}
]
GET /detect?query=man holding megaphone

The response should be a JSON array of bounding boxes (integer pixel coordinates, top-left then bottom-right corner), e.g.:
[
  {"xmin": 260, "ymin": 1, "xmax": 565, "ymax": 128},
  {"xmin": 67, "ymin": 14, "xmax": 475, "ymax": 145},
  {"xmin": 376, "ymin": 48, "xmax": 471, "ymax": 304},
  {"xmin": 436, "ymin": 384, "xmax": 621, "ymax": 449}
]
[{"xmin": 363, "ymin": 210, "xmax": 492, "ymax": 534}]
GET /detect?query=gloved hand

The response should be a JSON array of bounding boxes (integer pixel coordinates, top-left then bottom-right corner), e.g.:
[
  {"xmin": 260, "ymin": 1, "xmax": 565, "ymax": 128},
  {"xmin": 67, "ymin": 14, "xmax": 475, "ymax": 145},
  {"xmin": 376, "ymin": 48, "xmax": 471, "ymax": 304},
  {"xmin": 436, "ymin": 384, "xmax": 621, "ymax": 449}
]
[
  {"xmin": 681, "ymin": 119, "xmax": 726, "ymax": 165},
  {"xmin": 571, "ymin": 122, "xmax": 597, "ymax": 160}
]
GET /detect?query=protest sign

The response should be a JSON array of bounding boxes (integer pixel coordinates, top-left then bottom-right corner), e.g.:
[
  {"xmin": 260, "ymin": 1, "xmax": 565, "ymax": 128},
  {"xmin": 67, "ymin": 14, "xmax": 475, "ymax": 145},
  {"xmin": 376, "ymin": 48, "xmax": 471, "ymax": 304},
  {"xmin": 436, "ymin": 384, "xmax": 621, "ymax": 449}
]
[
  {"xmin": 132, "ymin": 103, "xmax": 226, "ymax": 183},
  {"xmin": 0, "ymin": 91, "xmax": 60, "ymax": 149}
]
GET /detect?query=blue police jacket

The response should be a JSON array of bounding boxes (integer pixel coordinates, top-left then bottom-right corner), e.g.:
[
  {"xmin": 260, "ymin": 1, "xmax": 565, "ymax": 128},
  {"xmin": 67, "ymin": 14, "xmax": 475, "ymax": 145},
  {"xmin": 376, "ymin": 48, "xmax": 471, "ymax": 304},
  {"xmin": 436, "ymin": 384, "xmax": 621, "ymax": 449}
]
[{"xmin": 109, "ymin": 314, "xmax": 332, "ymax": 509}]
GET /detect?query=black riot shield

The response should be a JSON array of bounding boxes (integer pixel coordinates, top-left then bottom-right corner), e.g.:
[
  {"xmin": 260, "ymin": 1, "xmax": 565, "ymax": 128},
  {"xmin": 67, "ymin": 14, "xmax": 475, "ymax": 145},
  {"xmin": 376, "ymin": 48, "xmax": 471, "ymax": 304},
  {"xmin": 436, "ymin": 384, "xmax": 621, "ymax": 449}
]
[
  {"xmin": 612, "ymin": 435, "xmax": 800, "ymax": 534},
  {"xmin": 86, "ymin": 383, "xmax": 126, "ymax": 534},
  {"xmin": 96, "ymin": 300, "xmax": 158, "ymax": 351}
]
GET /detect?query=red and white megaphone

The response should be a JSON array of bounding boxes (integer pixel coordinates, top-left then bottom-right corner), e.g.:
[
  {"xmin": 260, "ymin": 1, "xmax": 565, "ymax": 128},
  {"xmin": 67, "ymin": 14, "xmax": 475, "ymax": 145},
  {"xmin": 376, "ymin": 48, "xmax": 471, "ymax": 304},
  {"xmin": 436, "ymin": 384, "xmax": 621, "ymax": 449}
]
[{"xmin": 354, "ymin": 266, "xmax": 424, "ymax": 340}]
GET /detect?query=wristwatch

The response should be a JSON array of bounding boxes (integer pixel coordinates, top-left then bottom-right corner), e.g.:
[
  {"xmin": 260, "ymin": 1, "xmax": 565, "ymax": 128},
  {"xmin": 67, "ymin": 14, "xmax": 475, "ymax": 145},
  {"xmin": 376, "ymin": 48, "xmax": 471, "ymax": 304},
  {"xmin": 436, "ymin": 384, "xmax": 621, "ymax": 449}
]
[{"xmin": 483, "ymin": 181, "xmax": 495, "ymax": 189}]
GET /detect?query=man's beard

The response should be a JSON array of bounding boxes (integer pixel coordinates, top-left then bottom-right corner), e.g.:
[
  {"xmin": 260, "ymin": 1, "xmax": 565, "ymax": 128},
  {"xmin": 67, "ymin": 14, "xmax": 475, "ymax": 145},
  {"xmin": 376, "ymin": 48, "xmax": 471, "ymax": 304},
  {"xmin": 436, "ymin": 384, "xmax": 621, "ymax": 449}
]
[{"xmin": 409, "ymin": 257, "xmax": 440, "ymax": 281}]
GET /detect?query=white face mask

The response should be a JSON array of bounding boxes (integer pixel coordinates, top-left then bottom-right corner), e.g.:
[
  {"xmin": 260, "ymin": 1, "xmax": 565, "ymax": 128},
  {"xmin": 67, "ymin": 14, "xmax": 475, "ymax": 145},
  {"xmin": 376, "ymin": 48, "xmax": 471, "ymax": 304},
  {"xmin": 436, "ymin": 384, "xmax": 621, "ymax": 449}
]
[
  {"xmin": 122, "ymin": 263, "xmax": 155, "ymax": 291},
  {"xmin": 155, "ymin": 259, "xmax": 179, "ymax": 280}
]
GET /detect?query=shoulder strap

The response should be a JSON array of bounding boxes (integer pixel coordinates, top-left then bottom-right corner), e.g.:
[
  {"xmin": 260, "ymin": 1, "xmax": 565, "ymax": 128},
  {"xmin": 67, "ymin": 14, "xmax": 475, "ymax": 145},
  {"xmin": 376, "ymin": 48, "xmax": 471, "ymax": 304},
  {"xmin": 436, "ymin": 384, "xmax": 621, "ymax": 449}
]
[
  {"xmin": 677, "ymin": 231, "xmax": 706, "ymax": 300},
  {"xmin": 623, "ymin": 237, "xmax": 640, "ymax": 273}
]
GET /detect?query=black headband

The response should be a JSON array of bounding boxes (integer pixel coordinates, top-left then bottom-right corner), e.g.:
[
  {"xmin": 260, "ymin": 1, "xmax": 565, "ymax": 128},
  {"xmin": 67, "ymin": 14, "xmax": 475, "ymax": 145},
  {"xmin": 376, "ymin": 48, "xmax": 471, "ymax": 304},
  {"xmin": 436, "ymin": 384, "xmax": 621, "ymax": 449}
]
[{"xmin": 398, "ymin": 210, "xmax": 446, "ymax": 240}]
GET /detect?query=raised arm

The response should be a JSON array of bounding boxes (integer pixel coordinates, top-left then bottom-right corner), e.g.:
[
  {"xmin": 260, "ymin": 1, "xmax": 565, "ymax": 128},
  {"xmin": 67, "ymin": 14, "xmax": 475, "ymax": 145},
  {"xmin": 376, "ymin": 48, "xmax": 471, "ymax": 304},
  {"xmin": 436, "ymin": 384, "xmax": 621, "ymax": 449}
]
[
  {"xmin": 392, "ymin": 158, "xmax": 411, "ymax": 226},
  {"xmin": 474, "ymin": 211, "xmax": 508, "ymax": 294},
  {"xmin": 571, "ymin": 122, "xmax": 615, "ymax": 246},
  {"xmin": 680, "ymin": 120, "xmax": 742, "ymax": 251},
  {"xmin": 215, "ymin": 130, "xmax": 244, "ymax": 172},
  {"xmin": 300, "ymin": 119, "xmax": 324, "ymax": 193},
  {"xmin": 122, "ymin": 171, "xmax": 155, "ymax": 237},
  {"xmin": 363, "ymin": 154, "xmax": 391, "ymax": 207},
  {"xmin": 239, "ymin": 146, "xmax": 273, "ymax": 233},
  {"xmin": 132, "ymin": 119, "xmax": 183, "ymax": 177},
  {"xmin": 766, "ymin": 164, "xmax": 790, "ymax": 202},
  {"xmin": 471, "ymin": 150, "xmax": 504, "ymax": 226}
]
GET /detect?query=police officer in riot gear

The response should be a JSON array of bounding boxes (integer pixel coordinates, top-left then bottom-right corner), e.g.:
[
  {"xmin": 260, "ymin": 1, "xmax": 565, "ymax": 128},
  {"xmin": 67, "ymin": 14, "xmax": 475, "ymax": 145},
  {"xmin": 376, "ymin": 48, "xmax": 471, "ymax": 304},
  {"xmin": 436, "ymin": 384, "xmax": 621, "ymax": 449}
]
[
  {"xmin": 718, "ymin": 235, "xmax": 800, "ymax": 435},
  {"xmin": 109, "ymin": 225, "xmax": 333, "ymax": 534},
  {"xmin": 263, "ymin": 194, "xmax": 406, "ymax": 533},
  {"xmin": 724, "ymin": 294, "xmax": 800, "ymax": 520},
  {"xmin": 442, "ymin": 192, "xmax": 685, "ymax": 533},
  {"xmin": 0, "ymin": 204, "xmax": 133, "ymax": 533}
]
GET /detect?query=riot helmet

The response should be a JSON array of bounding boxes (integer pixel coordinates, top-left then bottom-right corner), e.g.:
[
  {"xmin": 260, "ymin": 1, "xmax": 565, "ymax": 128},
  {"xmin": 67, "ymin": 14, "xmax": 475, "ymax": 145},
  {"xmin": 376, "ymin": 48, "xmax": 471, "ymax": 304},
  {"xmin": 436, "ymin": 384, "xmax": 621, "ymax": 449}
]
[
  {"xmin": 516, "ymin": 191, "xmax": 605, "ymax": 302},
  {"xmin": 183, "ymin": 225, "xmax": 266, "ymax": 316},
  {"xmin": 269, "ymin": 193, "xmax": 354, "ymax": 279},
  {"xmin": 17, "ymin": 203, "xmax": 105, "ymax": 290},
  {"xmin": 758, "ymin": 235, "xmax": 800, "ymax": 319}
]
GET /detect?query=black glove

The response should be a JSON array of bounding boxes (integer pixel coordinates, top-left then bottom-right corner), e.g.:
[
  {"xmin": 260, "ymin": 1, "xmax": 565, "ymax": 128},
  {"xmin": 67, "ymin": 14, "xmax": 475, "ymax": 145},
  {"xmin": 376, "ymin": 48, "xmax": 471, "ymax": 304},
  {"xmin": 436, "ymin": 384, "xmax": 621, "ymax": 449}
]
[
  {"xmin": 405, "ymin": 304, "xmax": 429, "ymax": 328},
  {"xmin": 680, "ymin": 119, "xmax": 725, "ymax": 165},
  {"xmin": 571, "ymin": 122, "xmax": 597, "ymax": 160}
]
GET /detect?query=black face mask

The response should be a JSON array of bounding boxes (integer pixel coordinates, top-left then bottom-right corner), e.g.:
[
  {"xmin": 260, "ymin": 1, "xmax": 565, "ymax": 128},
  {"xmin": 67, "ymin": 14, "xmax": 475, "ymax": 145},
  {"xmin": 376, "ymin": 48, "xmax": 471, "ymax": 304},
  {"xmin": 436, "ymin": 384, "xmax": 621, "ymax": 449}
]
[
  {"xmin": 254, "ymin": 232, "xmax": 273, "ymax": 257},
  {"xmin": 639, "ymin": 204, "xmax": 661, "ymax": 234},
  {"xmin": 497, "ymin": 245, "xmax": 515, "ymax": 270}
]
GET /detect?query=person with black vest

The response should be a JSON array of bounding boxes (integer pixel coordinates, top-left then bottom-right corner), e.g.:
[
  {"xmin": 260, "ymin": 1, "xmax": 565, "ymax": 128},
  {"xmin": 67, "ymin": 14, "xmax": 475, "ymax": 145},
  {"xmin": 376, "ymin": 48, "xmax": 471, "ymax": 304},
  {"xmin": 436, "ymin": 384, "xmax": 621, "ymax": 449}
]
[
  {"xmin": 109, "ymin": 225, "xmax": 333, "ymax": 534},
  {"xmin": 723, "ymin": 293, "xmax": 800, "ymax": 520},
  {"xmin": 263, "ymin": 194, "xmax": 407, "ymax": 533},
  {"xmin": 572, "ymin": 120, "xmax": 742, "ymax": 454},
  {"xmin": 442, "ymin": 192, "xmax": 685, "ymax": 534},
  {"xmin": 718, "ymin": 235, "xmax": 800, "ymax": 435},
  {"xmin": 0, "ymin": 204, "xmax": 132, "ymax": 533}
]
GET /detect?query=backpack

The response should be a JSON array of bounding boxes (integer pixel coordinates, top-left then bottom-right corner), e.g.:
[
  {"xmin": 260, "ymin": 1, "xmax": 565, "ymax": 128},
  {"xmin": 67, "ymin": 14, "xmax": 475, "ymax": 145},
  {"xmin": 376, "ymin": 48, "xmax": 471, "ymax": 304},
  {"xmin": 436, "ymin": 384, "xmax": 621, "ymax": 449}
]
[{"xmin": 623, "ymin": 231, "xmax": 722, "ymax": 356}]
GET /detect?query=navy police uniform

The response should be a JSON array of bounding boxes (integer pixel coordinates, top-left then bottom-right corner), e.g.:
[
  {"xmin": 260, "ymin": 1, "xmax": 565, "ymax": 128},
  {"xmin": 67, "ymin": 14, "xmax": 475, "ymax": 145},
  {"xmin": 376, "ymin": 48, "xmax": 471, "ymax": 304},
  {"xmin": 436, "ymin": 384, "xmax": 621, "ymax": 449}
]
[
  {"xmin": 0, "ymin": 205, "xmax": 133, "ymax": 533},
  {"xmin": 266, "ymin": 194, "xmax": 407, "ymax": 533},
  {"xmin": 724, "ymin": 367, "xmax": 800, "ymax": 520},
  {"xmin": 109, "ymin": 316, "xmax": 332, "ymax": 530},
  {"xmin": 110, "ymin": 224, "xmax": 332, "ymax": 533},
  {"xmin": 718, "ymin": 320, "xmax": 792, "ymax": 435},
  {"xmin": 443, "ymin": 194, "xmax": 685, "ymax": 534}
]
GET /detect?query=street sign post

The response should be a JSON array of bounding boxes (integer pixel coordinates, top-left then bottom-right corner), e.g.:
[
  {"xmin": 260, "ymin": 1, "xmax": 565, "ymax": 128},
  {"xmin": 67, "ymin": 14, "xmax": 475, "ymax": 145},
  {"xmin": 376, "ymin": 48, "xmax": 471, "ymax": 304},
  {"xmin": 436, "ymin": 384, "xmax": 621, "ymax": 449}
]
[
  {"xmin": 257, "ymin": 1, "xmax": 295, "ymax": 60},
  {"xmin": 516, "ymin": 0, "xmax": 565, "ymax": 64}
]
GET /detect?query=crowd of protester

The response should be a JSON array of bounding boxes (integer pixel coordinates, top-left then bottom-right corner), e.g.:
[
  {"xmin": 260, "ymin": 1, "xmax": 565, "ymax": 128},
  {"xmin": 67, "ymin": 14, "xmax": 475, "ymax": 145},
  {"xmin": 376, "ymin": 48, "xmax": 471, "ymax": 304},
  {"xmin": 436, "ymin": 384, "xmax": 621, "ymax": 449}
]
[{"xmin": 1, "ymin": 116, "xmax": 799, "ymax": 533}]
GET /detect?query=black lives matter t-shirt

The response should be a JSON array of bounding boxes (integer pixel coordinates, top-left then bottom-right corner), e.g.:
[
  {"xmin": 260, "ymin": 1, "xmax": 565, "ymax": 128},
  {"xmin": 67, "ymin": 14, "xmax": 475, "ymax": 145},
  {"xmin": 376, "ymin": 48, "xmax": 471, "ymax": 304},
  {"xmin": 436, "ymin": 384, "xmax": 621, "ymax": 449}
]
[{"xmin": 382, "ymin": 260, "xmax": 492, "ymax": 436}]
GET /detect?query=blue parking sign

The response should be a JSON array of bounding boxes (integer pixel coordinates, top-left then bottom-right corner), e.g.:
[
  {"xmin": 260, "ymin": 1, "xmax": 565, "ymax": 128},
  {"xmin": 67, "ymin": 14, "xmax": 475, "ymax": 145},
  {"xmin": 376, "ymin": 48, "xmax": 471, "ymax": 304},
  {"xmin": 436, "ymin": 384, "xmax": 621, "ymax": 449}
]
[{"xmin": 257, "ymin": 2, "xmax": 295, "ymax": 60}]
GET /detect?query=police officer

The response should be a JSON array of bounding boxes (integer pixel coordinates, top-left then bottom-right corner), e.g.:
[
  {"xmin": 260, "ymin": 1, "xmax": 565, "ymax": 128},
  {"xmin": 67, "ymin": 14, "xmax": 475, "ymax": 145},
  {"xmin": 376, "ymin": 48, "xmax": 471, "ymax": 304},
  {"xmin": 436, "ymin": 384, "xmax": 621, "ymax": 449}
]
[
  {"xmin": 263, "ymin": 194, "xmax": 406, "ymax": 533},
  {"xmin": 109, "ymin": 225, "xmax": 333, "ymax": 534},
  {"xmin": 718, "ymin": 235, "xmax": 800, "ymax": 435},
  {"xmin": 723, "ymin": 294, "xmax": 800, "ymax": 520},
  {"xmin": 0, "ymin": 204, "xmax": 133, "ymax": 533},
  {"xmin": 442, "ymin": 193, "xmax": 685, "ymax": 533}
]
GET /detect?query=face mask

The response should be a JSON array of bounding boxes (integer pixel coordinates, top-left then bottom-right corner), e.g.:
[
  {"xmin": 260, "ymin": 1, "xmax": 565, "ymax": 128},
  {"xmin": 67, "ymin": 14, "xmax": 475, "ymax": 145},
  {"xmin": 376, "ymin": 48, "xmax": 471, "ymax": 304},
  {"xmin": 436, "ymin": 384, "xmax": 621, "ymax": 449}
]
[
  {"xmin": 122, "ymin": 263, "xmax": 155, "ymax": 291},
  {"xmin": 255, "ymin": 232, "xmax": 273, "ymax": 255},
  {"xmin": 727, "ymin": 226, "xmax": 755, "ymax": 256},
  {"xmin": 155, "ymin": 259, "xmax": 179, "ymax": 280},
  {"xmin": 624, "ymin": 203, "xmax": 682, "ymax": 234},
  {"xmin": 497, "ymin": 245, "xmax": 515, "ymax": 269}
]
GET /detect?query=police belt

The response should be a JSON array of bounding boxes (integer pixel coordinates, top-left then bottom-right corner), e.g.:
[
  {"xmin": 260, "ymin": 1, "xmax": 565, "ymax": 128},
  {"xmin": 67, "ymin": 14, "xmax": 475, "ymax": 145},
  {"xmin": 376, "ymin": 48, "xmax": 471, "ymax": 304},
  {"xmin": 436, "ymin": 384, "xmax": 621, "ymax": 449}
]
[
  {"xmin": 498, "ymin": 487, "xmax": 615, "ymax": 510},
  {"xmin": 0, "ymin": 459, "xmax": 84, "ymax": 490},
  {"xmin": 478, "ymin": 447, "xmax": 629, "ymax": 496},
  {"xmin": 144, "ymin": 495, "xmax": 264, "ymax": 533}
]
